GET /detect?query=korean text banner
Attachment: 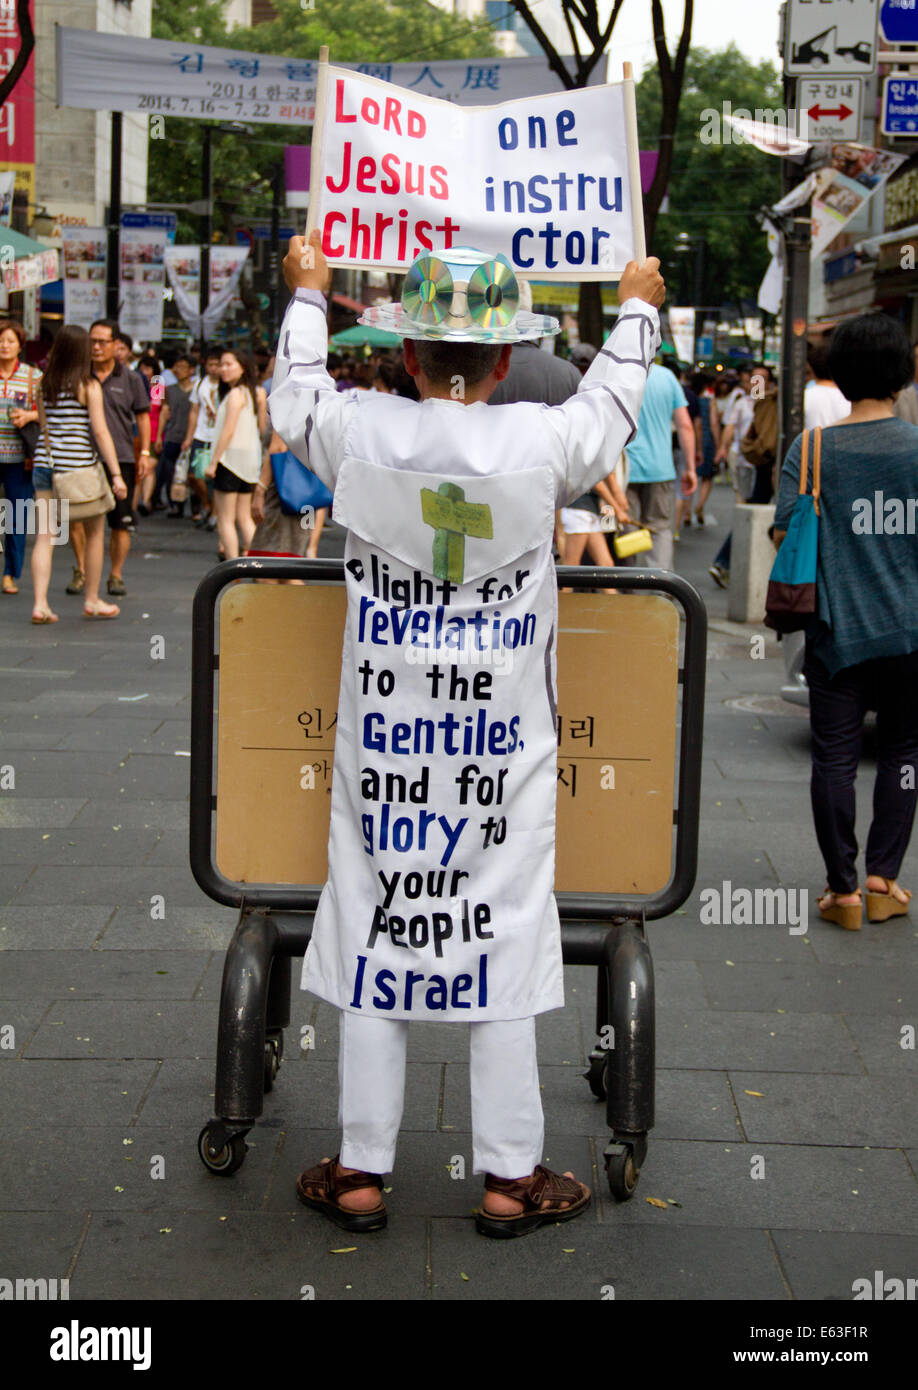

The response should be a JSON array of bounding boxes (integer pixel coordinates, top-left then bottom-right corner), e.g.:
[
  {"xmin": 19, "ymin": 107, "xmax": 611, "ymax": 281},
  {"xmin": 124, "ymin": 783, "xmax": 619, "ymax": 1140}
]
[
  {"xmin": 310, "ymin": 67, "xmax": 641, "ymax": 281},
  {"xmin": 55, "ymin": 28, "xmax": 605, "ymax": 126}
]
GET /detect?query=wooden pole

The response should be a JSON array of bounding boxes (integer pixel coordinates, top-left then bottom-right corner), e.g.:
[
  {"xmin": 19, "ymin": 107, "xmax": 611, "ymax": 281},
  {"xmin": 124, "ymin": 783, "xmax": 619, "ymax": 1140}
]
[
  {"xmin": 305, "ymin": 45, "xmax": 329, "ymax": 242},
  {"xmin": 622, "ymin": 61, "xmax": 647, "ymax": 264}
]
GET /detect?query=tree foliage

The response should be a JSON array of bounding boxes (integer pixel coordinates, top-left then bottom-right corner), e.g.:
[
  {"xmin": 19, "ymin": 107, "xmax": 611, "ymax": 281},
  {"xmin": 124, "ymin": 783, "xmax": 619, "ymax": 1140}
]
[
  {"xmin": 635, "ymin": 44, "xmax": 783, "ymax": 310},
  {"xmin": 148, "ymin": 0, "xmax": 498, "ymax": 241}
]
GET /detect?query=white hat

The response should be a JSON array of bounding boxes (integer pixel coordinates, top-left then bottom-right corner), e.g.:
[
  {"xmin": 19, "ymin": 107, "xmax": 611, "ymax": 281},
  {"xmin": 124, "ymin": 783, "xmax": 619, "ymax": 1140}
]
[{"xmin": 358, "ymin": 246, "xmax": 560, "ymax": 344}]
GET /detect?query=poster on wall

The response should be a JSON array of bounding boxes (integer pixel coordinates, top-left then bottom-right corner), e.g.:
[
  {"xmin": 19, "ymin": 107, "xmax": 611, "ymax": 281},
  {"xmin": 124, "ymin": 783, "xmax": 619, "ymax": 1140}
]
[
  {"xmin": 62, "ymin": 225, "xmax": 107, "ymax": 329},
  {"xmin": 0, "ymin": 170, "xmax": 15, "ymax": 227},
  {"xmin": 203, "ymin": 245, "xmax": 248, "ymax": 336},
  {"xmin": 0, "ymin": 0, "xmax": 35, "ymax": 212},
  {"xmin": 119, "ymin": 213, "xmax": 168, "ymax": 341}
]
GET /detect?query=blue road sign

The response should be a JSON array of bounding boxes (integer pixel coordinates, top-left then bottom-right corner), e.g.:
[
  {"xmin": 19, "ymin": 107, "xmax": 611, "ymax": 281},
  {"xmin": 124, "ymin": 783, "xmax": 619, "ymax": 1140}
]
[
  {"xmin": 882, "ymin": 76, "xmax": 918, "ymax": 134},
  {"xmin": 881, "ymin": 0, "xmax": 918, "ymax": 43},
  {"xmin": 697, "ymin": 335, "xmax": 714, "ymax": 359}
]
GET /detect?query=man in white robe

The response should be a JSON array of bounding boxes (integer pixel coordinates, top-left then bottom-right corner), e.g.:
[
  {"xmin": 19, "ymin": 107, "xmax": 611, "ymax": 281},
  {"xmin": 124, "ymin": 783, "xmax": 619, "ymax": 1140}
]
[{"xmin": 269, "ymin": 232, "xmax": 664, "ymax": 1238}]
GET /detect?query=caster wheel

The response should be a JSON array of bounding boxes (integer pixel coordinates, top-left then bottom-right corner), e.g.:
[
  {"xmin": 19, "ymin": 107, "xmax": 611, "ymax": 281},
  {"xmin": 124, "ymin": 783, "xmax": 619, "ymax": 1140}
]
[
  {"xmin": 198, "ymin": 1124, "xmax": 247, "ymax": 1175},
  {"xmin": 263, "ymin": 1038, "xmax": 280, "ymax": 1094},
  {"xmin": 605, "ymin": 1149, "xmax": 639, "ymax": 1202},
  {"xmin": 584, "ymin": 1052, "xmax": 607, "ymax": 1100},
  {"xmin": 266, "ymin": 1029, "xmax": 284, "ymax": 1064}
]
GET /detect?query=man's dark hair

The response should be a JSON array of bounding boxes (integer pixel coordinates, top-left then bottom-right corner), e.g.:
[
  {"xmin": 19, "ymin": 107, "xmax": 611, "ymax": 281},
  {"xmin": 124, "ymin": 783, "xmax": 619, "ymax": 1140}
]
[
  {"xmin": 203, "ymin": 344, "xmax": 222, "ymax": 362},
  {"xmin": 89, "ymin": 318, "xmax": 118, "ymax": 340},
  {"xmin": 115, "ymin": 331, "xmax": 134, "ymax": 350},
  {"xmin": 411, "ymin": 339, "xmax": 503, "ymax": 389},
  {"xmin": 827, "ymin": 313, "xmax": 913, "ymax": 402}
]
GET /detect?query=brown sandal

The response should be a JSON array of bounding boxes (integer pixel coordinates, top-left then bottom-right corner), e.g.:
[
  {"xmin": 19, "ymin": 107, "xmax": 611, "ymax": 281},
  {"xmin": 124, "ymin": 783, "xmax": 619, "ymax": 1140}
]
[
  {"xmin": 818, "ymin": 888, "xmax": 862, "ymax": 931},
  {"xmin": 865, "ymin": 878, "xmax": 912, "ymax": 923},
  {"xmin": 296, "ymin": 1154, "xmax": 387, "ymax": 1232},
  {"xmin": 476, "ymin": 1164, "xmax": 591, "ymax": 1239}
]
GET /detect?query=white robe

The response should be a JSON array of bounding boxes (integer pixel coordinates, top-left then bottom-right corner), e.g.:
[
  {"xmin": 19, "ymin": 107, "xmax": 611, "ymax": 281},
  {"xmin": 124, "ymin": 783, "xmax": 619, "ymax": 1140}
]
[{"xmin": 269, "ymin": 290, "xmax": 660, "ymax": 1021}]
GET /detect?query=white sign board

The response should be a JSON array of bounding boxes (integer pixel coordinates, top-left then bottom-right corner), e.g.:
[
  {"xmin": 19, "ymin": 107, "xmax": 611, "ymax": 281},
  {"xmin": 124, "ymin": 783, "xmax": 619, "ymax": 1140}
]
[
  {"xmin": 55, "ymin": 27, "xmax": 604, "ymax": 124},
  {"xmin": 308, "ymin": 65, "xmax": 643, "ymax": 281},
  {"xmin": 798, "ymin": 76, "xmax": 863, "ymax": 141},
  {"xmin": 786, "ymin": 0, "xmax": 879, "ymax": 76},
  {"xmin": 62, "ymin": 225, "xmax": 107, "ymax": 329}
]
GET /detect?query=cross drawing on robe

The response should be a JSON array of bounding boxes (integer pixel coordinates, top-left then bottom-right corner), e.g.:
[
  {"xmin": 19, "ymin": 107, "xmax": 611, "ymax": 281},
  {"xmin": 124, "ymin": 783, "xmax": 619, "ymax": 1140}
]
[{"xmin": 420, "ymin": 482, "xmax": 493, "ymax": 584}]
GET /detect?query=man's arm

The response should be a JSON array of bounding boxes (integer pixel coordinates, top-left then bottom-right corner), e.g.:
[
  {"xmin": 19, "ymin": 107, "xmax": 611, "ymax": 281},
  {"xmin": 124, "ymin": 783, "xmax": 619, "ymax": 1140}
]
[
  {"xmin": 545, "ymin": 259, "xmax": 665, "ymax": 507},
  {"xmin": 267, "ymin": 232, "xmax": 358, "ymax": 492}
]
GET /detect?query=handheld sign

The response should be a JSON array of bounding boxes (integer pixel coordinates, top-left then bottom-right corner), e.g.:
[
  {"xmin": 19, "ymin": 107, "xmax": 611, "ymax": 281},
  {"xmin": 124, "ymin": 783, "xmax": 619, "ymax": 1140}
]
[{"xmin": 307, "ymin": 56, "xmax": 645, "ymax": 280}]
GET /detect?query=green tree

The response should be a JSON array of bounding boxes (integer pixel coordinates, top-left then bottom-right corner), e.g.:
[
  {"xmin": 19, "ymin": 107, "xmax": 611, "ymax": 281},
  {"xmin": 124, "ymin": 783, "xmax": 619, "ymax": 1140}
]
[
  {"xmin": 635, "ymin": 45, "xmax": 783, "ymax": 314},
  {"xmin": 149, "ymin": 0, "xmax": 498, "ymax": 243}
]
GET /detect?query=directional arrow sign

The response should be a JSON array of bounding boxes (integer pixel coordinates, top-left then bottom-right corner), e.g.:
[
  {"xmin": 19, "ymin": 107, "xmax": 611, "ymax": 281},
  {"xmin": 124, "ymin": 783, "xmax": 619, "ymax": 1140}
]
[{"xmin": 798, "ymin": 78, "xmax": 864, "ymax": 141}]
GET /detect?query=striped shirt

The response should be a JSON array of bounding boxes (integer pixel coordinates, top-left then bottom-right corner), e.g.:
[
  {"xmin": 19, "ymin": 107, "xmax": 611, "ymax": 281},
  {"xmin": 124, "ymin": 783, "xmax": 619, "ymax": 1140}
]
[
  {"xmin": 0, "ymin": 361, "xmax": 39, "ymax": 465},
  {"xmin": 33, "ymin": 391, "xmax": 98, "ymax": 473}
]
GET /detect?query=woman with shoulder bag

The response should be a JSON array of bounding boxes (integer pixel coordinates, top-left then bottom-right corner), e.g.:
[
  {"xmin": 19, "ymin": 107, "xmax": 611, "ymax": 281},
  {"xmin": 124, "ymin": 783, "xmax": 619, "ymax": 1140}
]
[
  {"xmin": 205, "ymin": 349, "xmax": 263, "ymax": 559},
  {"xmin": 0, "ymin": 318, "xmax": 41, "ymax": 596},
  {"xmin": 772, "ymin": 314, "xmax": 918, "ymax": 930},
  {"xmin": 30, "ymin": 325, "xmax": 127, "ymax": 622}
]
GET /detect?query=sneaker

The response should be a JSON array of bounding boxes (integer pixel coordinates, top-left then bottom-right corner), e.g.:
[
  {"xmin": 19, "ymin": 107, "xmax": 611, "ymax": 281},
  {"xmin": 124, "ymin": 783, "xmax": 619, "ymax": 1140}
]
[
  {"xmin": 66, "ymin": 567, "xmax": 85, "ymax": 595},
  {"xmin": 709, "ymin": 563, "xmax": 729, "ymax": 589},
  {"xmin": 107, "ymin": 575, "xmax": 127, "ymax": 597}
]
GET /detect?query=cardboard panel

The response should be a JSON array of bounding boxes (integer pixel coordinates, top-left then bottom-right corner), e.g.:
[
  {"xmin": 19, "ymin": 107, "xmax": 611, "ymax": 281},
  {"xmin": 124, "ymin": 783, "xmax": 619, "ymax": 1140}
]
[{"xmin": 215, "ymin": 584, "xmax": 678, "ymax": 896}]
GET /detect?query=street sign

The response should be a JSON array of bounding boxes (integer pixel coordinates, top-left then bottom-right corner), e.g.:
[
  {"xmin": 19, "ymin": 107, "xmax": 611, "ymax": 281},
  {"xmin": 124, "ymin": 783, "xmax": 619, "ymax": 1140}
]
[
  {"xmin": 798, "ymin": 76, "xmax": 864, "ymax": 140},
  {"xmin": 882, "ymin": 75, "xmax": 918, "ymax": 134},
  {"xmin": 697, "ymin": 335, "xmax": 714, "ymax": 359},
  {"xmin": 881, "ymin": 0, "xmax": 918, "ymax": 43},
  {"xmin": 786, "ymin": 0, "xmax": 879, "ymax": 76}
]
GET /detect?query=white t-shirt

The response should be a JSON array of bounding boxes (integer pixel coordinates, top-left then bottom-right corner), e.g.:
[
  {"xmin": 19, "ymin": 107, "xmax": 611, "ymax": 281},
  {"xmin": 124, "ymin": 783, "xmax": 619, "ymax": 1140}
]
[
  {"xmin": 804, "ymin": 380, "xmax": 849, "ymax": 430},
  {"xmin": 190, "ymin": 376, "xmax": 221, "ymax": 444},
  {"xmin": 724, "ymin": 392, "xmax": 755, "ymax": 453}
]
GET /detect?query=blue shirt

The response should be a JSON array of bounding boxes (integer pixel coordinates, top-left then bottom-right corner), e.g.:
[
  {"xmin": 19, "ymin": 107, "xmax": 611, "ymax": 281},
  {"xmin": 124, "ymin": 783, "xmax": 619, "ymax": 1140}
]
[
  {"xmin": 774, "ymin": 418, "xmax": 918, "ymax": 675},
  {"xmin": 625, "ymin": 364, "xmax": 687, "ymax": 483}
]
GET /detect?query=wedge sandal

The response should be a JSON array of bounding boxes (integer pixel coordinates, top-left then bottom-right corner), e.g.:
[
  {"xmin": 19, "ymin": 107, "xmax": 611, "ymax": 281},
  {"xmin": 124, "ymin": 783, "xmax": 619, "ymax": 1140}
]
[
  {"xmin": 296, "ymin": 1154, "xmax": 387, "ymax": 1233},
  {"xmin": 476, "ymin": 1164, "xmax": 591, "ymax": 1239},
  {"xmin": 865, "ymin": 879, "xmax": 912, "ymax": 923},
  {"xmin": 818, "ymin": 888, "xmax": 862, "ymax": 931}
]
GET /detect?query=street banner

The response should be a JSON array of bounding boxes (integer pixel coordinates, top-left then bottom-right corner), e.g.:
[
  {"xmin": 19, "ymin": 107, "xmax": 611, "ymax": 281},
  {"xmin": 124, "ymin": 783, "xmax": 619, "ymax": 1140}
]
[
  {"xmin": 723, "ymin": 113, "xmax": 809, "ymax": 158},
  {"xmin": 307, "ymin": 63, "xmax": 644, "ymax": 280},
  {"xmin": 164, "ymin": 244, "xmax": 249, "ymax": 336},
  {"xmin": 0, "ymin": 170, "xmax": 14, "ymax": 227},
  {"xmin": 809, "ymin": 144, "xmax": 905, "ymax": 256},
  {"xmin": 164, "ymin": 245, "xmax": 201, "ymax": 333},
  {"xmin": 203, "ymin": 246, "xmax": 248, "ymax": 337},
  {"xmin": 0, "ymin": 0, "xmax": 35, "ymax": 211},
  {"xmin": 668, "ymin": 307, "xmax": 696, "ymax": 365},
  {"xmin": 119, "ymin": 215, "xmax": 168, "ymax": 341},
  {"xmin": 2, "ymin": 246, "xmax": 59, "ymax": 292},
  {"xmin": 285, "ymin": 146, "xmax": 311, "ymax": 209},
  {"xmin": 55, "ymin": 28, "xmax": 605, "ymax": 125},
  {"xmin": 62, "ymin": 225, "xmax": 107, "ymax": 328}
]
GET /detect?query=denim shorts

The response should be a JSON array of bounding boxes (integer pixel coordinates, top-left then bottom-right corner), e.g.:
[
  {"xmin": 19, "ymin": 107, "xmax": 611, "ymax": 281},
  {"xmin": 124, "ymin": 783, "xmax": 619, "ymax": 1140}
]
[{"xmin": 31, "ymin": 465, "xmax": 52, "ymax": 490}]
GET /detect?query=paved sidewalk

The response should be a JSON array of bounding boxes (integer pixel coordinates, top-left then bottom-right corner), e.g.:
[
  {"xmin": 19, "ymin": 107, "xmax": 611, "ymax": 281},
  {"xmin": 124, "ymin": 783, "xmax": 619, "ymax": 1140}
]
[{"xmin": 1, "ymin": 495, "xmax": 915, "ymax": 1301}]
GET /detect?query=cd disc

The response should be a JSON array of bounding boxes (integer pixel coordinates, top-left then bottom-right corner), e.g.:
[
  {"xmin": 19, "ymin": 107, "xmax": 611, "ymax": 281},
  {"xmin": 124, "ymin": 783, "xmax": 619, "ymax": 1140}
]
[
  {"xmin": 401, "ymin": 256, "xmax": 453, "ymax": 325},
  {"xmin": 466, "ymin": 258, "xmax": 519, "ymax": 329}
]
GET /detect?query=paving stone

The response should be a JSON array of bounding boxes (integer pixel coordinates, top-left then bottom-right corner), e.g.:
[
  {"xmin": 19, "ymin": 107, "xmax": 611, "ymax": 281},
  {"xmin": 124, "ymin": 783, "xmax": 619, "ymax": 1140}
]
[
  {"xmin": 97, "ymin": 904, "xmax": 238, "ymax": 951},
  {"xmin": 115, "ymin": 755, "xmax": 192, "ymax": 798},
  {"xmin": 0, "ymin": 827, "xmax": 162, "ymax": 867},
  {"xmin": 0, "ymin": 905, "xmax": 113, "ymax": 949},
  {"xmin": 0, "ymin": 798, "xmax": 86, "ymax": 828},
  {"xmin": 806, "ymin": 919, "xmax": 918, "ymax": 967},
  {"xmin": 12, "ymin": 865, "xmax": 213, "ymax": 908},
  {"xmin": 597, "ymin": 1140, "xmax": 918, "ymax": 1233},
  {"xmin": 25, "ymin": 1001, "xmax": 214, "ymax": 1059},
  {"xmin": 52, "ymin": 719, "xmax": 164, "ymax": 752},
  {"xmin": 69, "ymin": 798, "xmax": 191, "ymax": 829},
  {"xmin": 0, "ymin": 1212, "xmax": 89, "ymax": 1284},
  {"xmin": 648, "ymin": 919, "xmax": 820, "ymax": 963},
  {"xmin": 429, "ymin": 1220, "xmax": 787, "ymax": 1301},
  {"xmin": 0, "ymin": 999, "xmax": 54, "ymax": 1058},
  {"xmin": 844, "ymin": 1014, "xmax": 918, "ymax": 1076},
  {"xmin": 0, "ymin": 950, "xmax": 211, "ymax": 1000},
  {"xmin": 658, "ymin": 1008, "xmax": 863, "ymax": 1073},
  {"xmin": 771, "ymin": 1231, "xmax": 918, "ymax": 1301},
  {"xmin": 728, "ymin": 1071, "xmax": 918, "ymax": 1148},
  {"xmin": 1, "ymin": 1059, "xmax": 157, "ymax": 1127},
  {"xmin": 0, "ymin": 863, "xmax": 33, "ymax": 905},
  {"xmin": 698, "ymin": 962, "xmax": 916, "ymax": 1014},
  {"xmin": 0, "ymin": 1124, "xmax": 275, "ymax": 1213},
  {"xmin": 70, "ymin": 1210, "xmax": 428, "ymax": 1300}
]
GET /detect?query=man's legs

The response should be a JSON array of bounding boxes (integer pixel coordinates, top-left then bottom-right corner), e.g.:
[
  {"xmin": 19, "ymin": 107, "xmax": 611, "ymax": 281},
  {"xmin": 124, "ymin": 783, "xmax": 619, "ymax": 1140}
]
[
  {"xmin": 642, "ymin": 480, "xmax": 675, "ymax": 570},
  {"xmin": 470, "ymin": 1017, "xmax": 543, "ymax": 1178},
  {"xmin": 338, "ymin": 1010, "xmax": 409, "ymax": 1176}
]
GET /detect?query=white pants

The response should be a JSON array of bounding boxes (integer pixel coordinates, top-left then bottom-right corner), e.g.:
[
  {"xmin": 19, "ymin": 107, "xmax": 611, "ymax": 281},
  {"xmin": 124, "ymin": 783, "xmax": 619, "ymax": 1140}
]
[{"xmin": 338, "ymin": 1011, "xmax": 544, "ymax": 1179}]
